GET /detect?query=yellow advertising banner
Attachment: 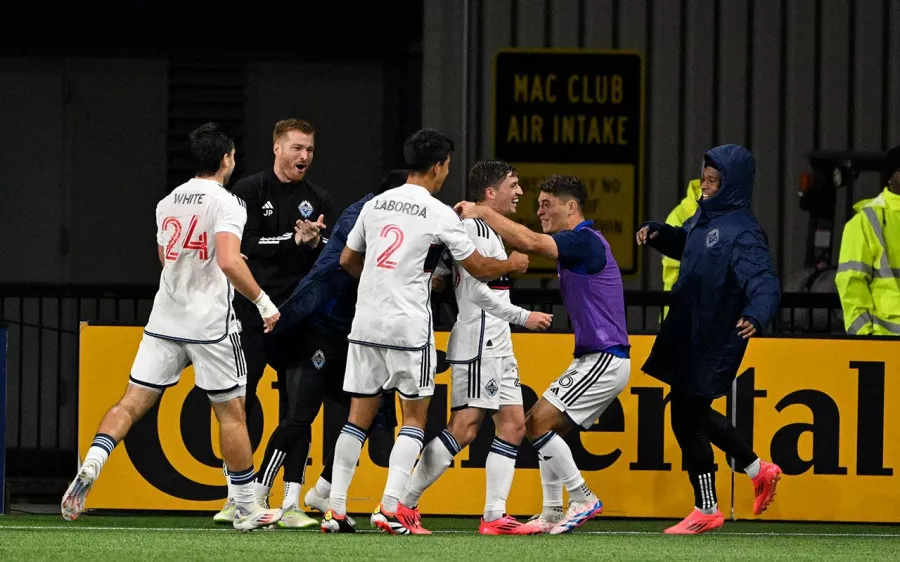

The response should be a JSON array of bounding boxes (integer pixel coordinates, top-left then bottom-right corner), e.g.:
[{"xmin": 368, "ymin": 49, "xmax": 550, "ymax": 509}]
[{"xmin": 79, "ymin": 325, "xmax": 900, "ymax": 522}]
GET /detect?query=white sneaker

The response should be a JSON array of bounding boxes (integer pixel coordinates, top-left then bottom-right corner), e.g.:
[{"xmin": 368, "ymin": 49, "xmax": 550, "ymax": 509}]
[
  {"xmin": 213, "ymin": 499, "xmax": 237, "ymax": 524},
  {"xmin": 520, "ymin": 512, "xmax": 563, "ymax": 534},
  {"xmin": 277, "ymin": 505, "xmax": 319, "ymax": 529},
  {"xmin": 549, "ymin": 498, "xmax": 604, "ymax": 535},
  {"xmin": 233, "ymin": 502, "xmax": 283, "ymax": 532},
  {"xmin": 61, "ymin": 461, "xmax": 100, "ymax": 521},
  {"xmin": 305, "ymin": 486, "xmax": 356, "ymax": 528}
]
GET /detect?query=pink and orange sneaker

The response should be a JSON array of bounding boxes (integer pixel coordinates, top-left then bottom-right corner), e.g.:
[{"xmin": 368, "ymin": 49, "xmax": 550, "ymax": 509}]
[
  {"xmin": 664, "ymin": 508, "xmax": 724, "ymax": 535},
  {"xmin": 396, "ymin": 503, "xmax": 432, "ymax": 535},
  {"xmin": 752, "ymin": 460, "xmax": 783, "ymax": 515},
  {"xmin": 479, "ymin": 514, "xmax": 541, "ymax": 535}
]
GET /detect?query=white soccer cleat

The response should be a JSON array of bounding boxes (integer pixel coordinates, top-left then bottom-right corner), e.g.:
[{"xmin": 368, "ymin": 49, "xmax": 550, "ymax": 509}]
[
  {"xmin": 61, "ymin": 461, "xmax": 100, "ymax": 521},
  {"xmin": 213, "ymin": 499, "xmax": 237, "ymax": 524},
  {"xmin": 305, "ymin": 486, "xmax": 356, "ymax": 528},
  {"xmin": 549, "ymin": 498, "xmax": 604, "ymax": 535},
  {"xmin": 233, "ymin": 502, "xmax": 283, "ymax": 532},
  {"xmin": 277, "ymin": 505, "xmax": 319, "ymax": 529},
  {"xmin": 520, "ymin": 513, "xmax": 562, "ymax": 534}
]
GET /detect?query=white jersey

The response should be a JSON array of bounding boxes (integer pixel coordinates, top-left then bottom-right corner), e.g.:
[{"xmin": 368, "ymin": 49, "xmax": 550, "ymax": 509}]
[
  {"xmin": 445, "ymin": 218, "xmax": 529, "ymax": 362},
  {"xmin": 144, "ymin": 178, "xmax": 247, "ymax": 343},
  {"xmin": 346, "ymin": 183, "xmax": 477, "ymax": 350}
]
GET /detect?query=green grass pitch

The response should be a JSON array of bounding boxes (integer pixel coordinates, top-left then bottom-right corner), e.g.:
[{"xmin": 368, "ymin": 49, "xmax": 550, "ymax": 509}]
[{"xmin": 1, "ymin": 513, "xmax": 899, "ymax": 560}]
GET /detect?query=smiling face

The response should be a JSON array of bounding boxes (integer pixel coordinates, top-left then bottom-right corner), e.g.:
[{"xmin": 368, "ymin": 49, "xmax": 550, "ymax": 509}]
[
  {"xmin": 485, "ymin": 172, "xmax": 523, "ymax": 216},
  {"xmin": 274, "ymin": 129, "xmax": 315, "ymax": 183},
  {"xmin": 700, "ymin": 166, "xmax": 721, "ymax": 200}
]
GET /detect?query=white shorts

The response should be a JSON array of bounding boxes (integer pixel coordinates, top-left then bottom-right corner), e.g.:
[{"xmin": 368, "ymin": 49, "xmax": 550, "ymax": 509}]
[
  {"xmin": 450, "ymin": 355, "xmax": 522, "ymax": 411},
  {"xmin": 543, "ymin": 351, "xmax": 630, "ymax": 429},
  {"xmin": 343, "ymin": 343, "xmax": 436, "ymax": 400},
  {"xmin": 130, "ymin": 332, "xmax": 247, "ymax": 403}
]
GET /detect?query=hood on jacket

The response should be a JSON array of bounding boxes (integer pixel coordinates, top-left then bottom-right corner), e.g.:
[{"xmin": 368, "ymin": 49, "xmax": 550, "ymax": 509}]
[{"xmin": 699, "ymin": 144, "xmax": 755, "ymax": 216}]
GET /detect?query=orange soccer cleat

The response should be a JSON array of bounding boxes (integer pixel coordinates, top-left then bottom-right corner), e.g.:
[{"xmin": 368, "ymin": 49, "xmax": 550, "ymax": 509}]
[
  {"xmin": 752, "ymin": 460, "xmax": 783, "ymax": 515},
  {"xmin": 664, "ymin": 508, "xmax": 724, "ymax": 535}
]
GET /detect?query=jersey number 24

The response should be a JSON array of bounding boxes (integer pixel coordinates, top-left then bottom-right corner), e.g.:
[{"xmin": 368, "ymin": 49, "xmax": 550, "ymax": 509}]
[{"xmin": 162, "ymin": 215, "xmax": 209, "ymax": 261}]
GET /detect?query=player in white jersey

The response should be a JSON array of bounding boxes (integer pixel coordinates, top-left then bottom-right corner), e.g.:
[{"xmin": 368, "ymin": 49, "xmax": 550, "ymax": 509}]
[
  {"xmin": 321, "ymin": 129, "xmax": 529, "ymax": 534},
  {"xmin": 61, "ymin": 123, "xmax": 282, "ymax": 531},
  {"xmin": 395, "ymin": 160, "xmax": 553, "ymax": 535}
]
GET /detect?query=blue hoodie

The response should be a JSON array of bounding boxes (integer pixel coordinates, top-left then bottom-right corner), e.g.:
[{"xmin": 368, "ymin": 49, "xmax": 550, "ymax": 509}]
[{"xmin": 640, "ymin": 145, "xmax": 781, "ymax": 398}]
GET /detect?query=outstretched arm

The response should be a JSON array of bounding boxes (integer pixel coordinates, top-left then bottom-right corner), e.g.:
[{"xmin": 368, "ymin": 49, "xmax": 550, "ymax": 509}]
[{"xmin": 454, "ymin": 202, "xmax": 559, "ymax": 260}]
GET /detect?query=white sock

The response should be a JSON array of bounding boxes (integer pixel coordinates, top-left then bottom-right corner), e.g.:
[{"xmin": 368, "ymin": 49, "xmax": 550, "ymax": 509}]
[
  {"xmin": 483, "ymin": 437, "xmax": 518, "ymax": 521},
  {"xmin": 744, "ymin": 458, "xmax": 761, "ymax": 479},
  {"xmin": 283, "ymin": 482, "xmax": 301, "ymax": 508},
  {"xmin": 253, "ymin": 482, "xmax": 270, "ymax": 505},
  {"xmin": 532, "ymin": 432, "xmax": 595, "ymax": 503},
  {"xmin": 223, "ymin": 463, "xmax": 235, "ymax": 501},
  {"xmin": 229, "ymin": 467, "xmax": 256, "ymax": 507},
  {"xmin": 698, "ymin": 504, "xmax": 719, "ymax": 516},
  {"xmin": 329, "ymin": 424, "xmax": 367, "ymax": 516},
  {"xmin": 84, "ymin": 433, "xmax": 117, "ymax": 474},
  {"xmin": 315, "ymin": 476, "xmax": 332, "ymax": 496},
  {"xmin": 400, "ymin": 430, "xmax": 460, "ymax": 508},
  {"xmin": 539, "ymin": 458, "xmax": 564, "ymax": 514},
  {"xmin": 381, "ymin": 426, "xmax": 425, "ymax": 513}
]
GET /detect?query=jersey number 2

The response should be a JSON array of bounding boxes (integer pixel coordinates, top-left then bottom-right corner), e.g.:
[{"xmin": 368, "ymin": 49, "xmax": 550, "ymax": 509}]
[
  {"xmin": 163, "ymin": 216, "xmax": 209, "ymax": 260},
  {"xmin": 376, "ymin": 224, "xmax": 404, "ymax": 269}
]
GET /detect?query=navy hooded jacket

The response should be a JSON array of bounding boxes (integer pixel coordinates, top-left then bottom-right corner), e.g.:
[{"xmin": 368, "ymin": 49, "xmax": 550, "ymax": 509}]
[
  {"xmin": 641, "ymin": 145, "xmax": 781, "ymax": 398},
  {"xmin": 275, "ymin": 193, "xmax": 374, "ymax": 335}
]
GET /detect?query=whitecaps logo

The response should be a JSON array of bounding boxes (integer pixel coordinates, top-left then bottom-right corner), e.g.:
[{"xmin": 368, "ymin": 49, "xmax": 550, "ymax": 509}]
[{"xmin": 706, "ymin": 228, "xmax": 719, "ymax": 248}]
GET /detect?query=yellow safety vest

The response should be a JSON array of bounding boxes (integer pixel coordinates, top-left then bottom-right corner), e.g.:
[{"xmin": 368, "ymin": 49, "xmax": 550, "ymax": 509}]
[
  {"xmin": 835, "ymin": 188, "xmax": 900, "ymax": 335},
  {"xmin": 661, "ymin": 179, "xmax": 701, "ymax": 319}
]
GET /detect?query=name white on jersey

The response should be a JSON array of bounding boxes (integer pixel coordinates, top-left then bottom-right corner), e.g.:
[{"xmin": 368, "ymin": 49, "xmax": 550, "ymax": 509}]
[
  {"xmin": 447, "ymin": 219, "xmax": 523, "ymax": 361},
  {"xmin": 346, "ymin": 184, "xmax": 476, "ymax": 350},
  {"xmin": 144, "ymin": 178, "xmax": 247, "ymax": 343}
]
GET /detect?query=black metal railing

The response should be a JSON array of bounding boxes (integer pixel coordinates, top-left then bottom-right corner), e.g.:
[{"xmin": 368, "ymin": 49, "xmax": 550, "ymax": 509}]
[{"xmin": 0, "ymin": 283, "xmax": 847, "ymax": 494}]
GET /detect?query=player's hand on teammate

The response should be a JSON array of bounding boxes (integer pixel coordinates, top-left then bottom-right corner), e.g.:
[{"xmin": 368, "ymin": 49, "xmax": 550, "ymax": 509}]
[
  {"xmin": 524, "ymin": 311, "xmax": 553, "ymax": 331},
  {"xmin": 294, "ymin": 215, "xmax": 326, "ymax": 247},
  {"xmin": 736, "ymin": 317, "xmax": 757, "ymax": 339},
  {"xmin": 507, "ymin": 251, "xmax": 529, "ymax": 274},
  {"xmin": 453, "ymin": 200, "xmax": 480, "ymax": 219},
  {"xmin": 262, "ymin": 311, "xmax": 281, "ymax": 334},
  {"xmin": 635, "ymin": 225, "xmax": 659, "ymax": 245}
]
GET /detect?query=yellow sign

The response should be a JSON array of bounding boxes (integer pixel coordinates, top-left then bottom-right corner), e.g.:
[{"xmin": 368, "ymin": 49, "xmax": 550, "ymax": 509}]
[
  {"xmin": 493, "ymin": 49, "xmax": 645, "ymax": 275},
  {"xmin": 79, "ymin": 325, "xmax": 900, "ymax": 522}
]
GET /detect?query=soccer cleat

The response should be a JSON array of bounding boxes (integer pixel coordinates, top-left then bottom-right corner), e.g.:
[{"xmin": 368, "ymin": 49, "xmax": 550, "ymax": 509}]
[
  {"xmin": 664, "ymin": 508, "xmax": 724, "ymax": 535},
  {"xmin": 61, "ymin": 461, "xmax": 100, "ymax": 521},
  {"xmin": 549, "ymin": 498, "xmax": 604, "ymax": 535},
  {"xmin": 305, "ymin": 487, "xmax": 356, "ymax": 528},
  {"xmin": 371, "ymin": 503, "xmax": 411, "ymax": 535},
  {"xmin": 520, "ymin": 513, "xmax": 563, "ymax": 534},
  {"xmin": 233, "ymin": 503, "xmax": 282, "ymax": 532},
  {"xmin": 277, "ymin": 505, "xmax": 320, "ymax": 529},
  {"xmin": 479, "ymin": 514, "xmax": 541, "ymax": 535},
  {"xmin": 213, "ymin": 499, "xmax": 238, "ymax": 524},
  {"xmin": 752, "ymin": 460, "xmax": 783, "ymax": 515},
  {"xmin": 396, "ymin": 503, "xmax": 432, "ymax": 535},
  {"xmin": 321, "ymin": 509, "xmax": 356, "ymax": 533}
]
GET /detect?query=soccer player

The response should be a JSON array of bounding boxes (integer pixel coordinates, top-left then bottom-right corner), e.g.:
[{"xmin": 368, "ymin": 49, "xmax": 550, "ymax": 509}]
[
  {"xmin": 636, "ymin": 145, "xmax": 782, "ymax": 534},
  {"xmin": 250, "ymin": 169, "xmax": 411, "ymax": 529},
  {"xmin": 321, "ymin": 129, "xmax": 529, "ymax": 534},
  {"xmin": 395, "ymin": 160, "xmax": 552, "ymax": 535},
  {"xmin": 217, "ymin": 118, "xmax": 334, "ymax": 525},
  {"xmin": 456, "ymin": 174, "xmax": 630, "ymax": 534},
  {"xmin": 61, "ymin": 123, "xmax": 282, "ymax": 531}
]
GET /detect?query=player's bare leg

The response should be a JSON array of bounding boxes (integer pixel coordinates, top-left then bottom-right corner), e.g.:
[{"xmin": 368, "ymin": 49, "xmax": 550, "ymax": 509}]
[
  {"xmin": 61, "ymin": 384, "xmax": 160, "ymax": 521},
  {"xmin": 322, "ymin": 395, "xmax": 380, "ymax": 533},
  {"xmin": 525, "ymin": 398, "xmax": 603, "ymax": 534},
  {"xmin": 372, "ymin": 397, "xmax": 430, "ymax": 535},
  {"xmin": 211, "ymin": 395, "xmax": 282, "ymax": 531}
]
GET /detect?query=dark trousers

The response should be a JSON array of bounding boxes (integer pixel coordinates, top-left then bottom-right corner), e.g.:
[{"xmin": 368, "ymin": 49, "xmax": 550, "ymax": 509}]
[
  {"xmin": 256, "ymin": 328, "xmax": 350, "ymax": 489},
  {"xmin": 669, "ymin": 391, "xmax": 758, "ymax": 510}
]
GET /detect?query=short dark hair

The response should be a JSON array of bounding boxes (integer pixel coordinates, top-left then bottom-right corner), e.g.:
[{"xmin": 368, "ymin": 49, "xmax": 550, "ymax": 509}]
[
  {"xmin": 273, "ymin": 118, "xmax": 315, "ymax": 143},
  {"xmin": 189, "ymin": 122, "xmax": 234, "ymax": 177},
  {"xmin": 468, "ymin": 160, "xmax": 518, "ymax": 202},
  {"xmin": 377, "ymin": 169, "xmax": 409, "ymax": 194},
  {"xmin": 539, "ymin": 174, "xmax": 587, "ymax": 208},
  {"xmin": 403, "ymin": 128, "xmax": 454, "ymax": 173}
]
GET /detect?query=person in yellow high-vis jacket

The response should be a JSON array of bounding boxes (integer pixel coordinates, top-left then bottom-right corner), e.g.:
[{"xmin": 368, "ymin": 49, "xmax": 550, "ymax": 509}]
[
  {"xmin": 835, "ymin": 146, "xmax": 900, "ymax": 336},
  {"xmin": 661, "ymin": 179, "xmax": 702, "ymax": 318}
]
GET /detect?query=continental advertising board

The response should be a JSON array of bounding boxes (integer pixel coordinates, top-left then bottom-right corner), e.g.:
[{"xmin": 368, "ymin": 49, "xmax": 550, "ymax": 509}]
[{"xmin": 79, "ymin": 325, "xmax": 899, "ymax": 522}]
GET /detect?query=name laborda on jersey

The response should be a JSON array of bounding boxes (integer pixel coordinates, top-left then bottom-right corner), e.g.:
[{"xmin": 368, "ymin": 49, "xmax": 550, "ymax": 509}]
[{"xmin": 373, "ymin": 198, "xmax": 429, "ymax": 218}]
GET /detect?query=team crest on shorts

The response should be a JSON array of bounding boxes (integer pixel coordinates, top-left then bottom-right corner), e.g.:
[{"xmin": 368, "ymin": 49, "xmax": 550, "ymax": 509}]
[
  {"xmin": 298, "ymin": 200, "xmax": 314, "ymax": 219},
  {"xmin": 485, "ymin": 378, "xmax": 499, "ymax": 398},
  {"xmin": 706, "ymin": 228, "xmax": 719, "ymax": 248},
  {"xmin": 312, "ymin": 349, "xmax": 326, "ymax": 370}
]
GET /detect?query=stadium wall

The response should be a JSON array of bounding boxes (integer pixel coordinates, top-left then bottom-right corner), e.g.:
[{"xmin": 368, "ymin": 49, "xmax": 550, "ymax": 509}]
[{"xmin": 78, "ymin": 326, "xmax": 900, "ymax": 522}]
